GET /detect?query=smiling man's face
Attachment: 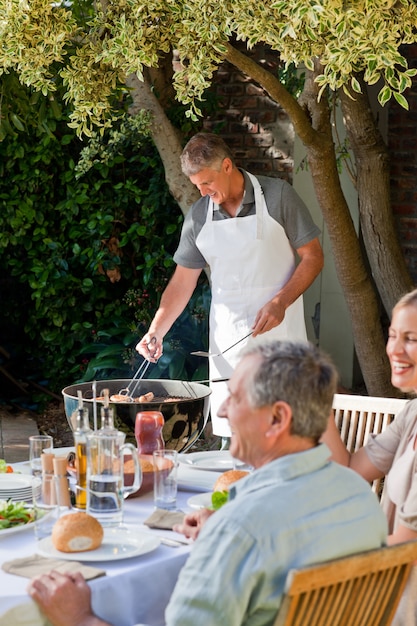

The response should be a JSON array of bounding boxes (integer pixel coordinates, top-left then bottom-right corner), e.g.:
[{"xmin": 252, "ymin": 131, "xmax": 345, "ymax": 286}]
[
  {"xmin": 217, "ymin": 354, "xmax": 274, "ymax": 468},
  {"xmin": 189, "ymin": 158, "xmax": 233, "ymax": 206}
]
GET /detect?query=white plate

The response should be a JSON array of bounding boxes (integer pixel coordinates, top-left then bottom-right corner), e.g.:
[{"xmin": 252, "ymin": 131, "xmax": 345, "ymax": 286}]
[
  {"xmin": 10, "ymin": 449, "xmax": 75, "ymax": 476},
  {"xmin": 0, "ymin": 518, "xmax": 36, "ymax": 537},
  {"xmin": 179, "ymin": 451, "xmax": 245, "ymax": 472},
  {"xmin": 177, "ymin": 466, "xmax": 220, "ymax": 492},
  {"xmin": 36, "ymin": 527, "xmax": 161, "ymax": 562},
  {"xmin": 52, "ymin": 446, "xmax": 75, "ymax": 458},
  {"xmin": 10, "ymin": 462, "xmax": 32, "ymax": 475},
  {"xmin": 0, "ymin": 494, "xmax": 33, "ymax": 503},
  {"xmin": 0, "ymin": 503, "xmax": 36, "ymax": 537},
  {"xmin": 0, "ymin": 474, "xmax": 34, "ymax": 490},
  {"xmin": 187, "ymin": 492, "xmax": 212, "ymax": 510}
]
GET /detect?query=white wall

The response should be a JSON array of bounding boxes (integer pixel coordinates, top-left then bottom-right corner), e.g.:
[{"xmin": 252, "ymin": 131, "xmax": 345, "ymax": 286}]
[{"xmin": 293, "ymin": 125, "xmax": 361, "ymax": 389}]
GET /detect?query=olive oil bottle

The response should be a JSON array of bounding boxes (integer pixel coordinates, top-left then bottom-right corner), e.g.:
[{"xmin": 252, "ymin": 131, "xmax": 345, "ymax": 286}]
[{"xmin": 73, "ymin": 391, "xmax": 91, "ymax": 509}]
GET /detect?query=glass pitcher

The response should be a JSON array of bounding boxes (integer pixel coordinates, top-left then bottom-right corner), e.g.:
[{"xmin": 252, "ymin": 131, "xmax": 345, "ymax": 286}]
[{"xmin": 86, "ymin": 429, "xmax": 141, "ymax": 527}]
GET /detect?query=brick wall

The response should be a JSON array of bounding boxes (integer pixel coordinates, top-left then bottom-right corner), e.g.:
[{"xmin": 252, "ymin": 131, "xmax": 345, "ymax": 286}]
[
  {"xmin": 202, "ymin": 47, "xmax": 294, "ymax": 182},
  {"xmin": 204, "ymin": 44, "xmax": 417, "ymax": 284},
  {"xmin": 388, "ymin": 44, "xmax": 417, "ymax": 284}
]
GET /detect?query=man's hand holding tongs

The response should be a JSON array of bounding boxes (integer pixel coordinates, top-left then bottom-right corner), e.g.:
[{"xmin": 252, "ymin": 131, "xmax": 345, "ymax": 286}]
[{"xmin": 136, "ymin": 335, "xmax": 160, "ymax": 363}]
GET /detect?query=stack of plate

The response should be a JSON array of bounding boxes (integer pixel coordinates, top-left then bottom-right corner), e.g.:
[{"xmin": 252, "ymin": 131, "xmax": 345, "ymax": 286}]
[{"xmin": 0, "ymin": 474, "xmax": 37, "ymax": 502}]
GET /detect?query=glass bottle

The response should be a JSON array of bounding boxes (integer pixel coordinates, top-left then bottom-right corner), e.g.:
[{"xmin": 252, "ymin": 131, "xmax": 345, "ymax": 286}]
[
  {"xmin": 100, "ymin": 405, "xmax": 115, "ymax": 431},
  {"xmin": 73, "ymin": 406, "xmax": 91, "ymax": 509},
  {"xmin": 99, "ymin": 389, "xmax": 116, "ymax": 432}
]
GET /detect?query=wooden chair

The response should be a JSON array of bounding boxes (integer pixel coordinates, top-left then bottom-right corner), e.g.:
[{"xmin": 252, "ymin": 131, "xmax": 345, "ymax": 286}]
[
  {"xmin": 332, "ymin": 393, "xmax": 408, "ymax": 496},
  {"xmin": 273, "ymin": 540, "xmax": 417, "ymax": 626}
]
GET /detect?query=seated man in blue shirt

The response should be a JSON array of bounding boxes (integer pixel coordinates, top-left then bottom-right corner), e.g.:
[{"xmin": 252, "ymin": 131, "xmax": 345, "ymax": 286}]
[{"xmin": 27, "ymin": 340, "xmax": 387, "ymax": 626}]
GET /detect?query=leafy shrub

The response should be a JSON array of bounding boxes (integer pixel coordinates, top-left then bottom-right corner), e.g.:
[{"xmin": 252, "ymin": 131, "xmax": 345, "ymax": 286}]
[{"xmin": 0, "ymin": 110, "xmax": 209, "ymax": 396}]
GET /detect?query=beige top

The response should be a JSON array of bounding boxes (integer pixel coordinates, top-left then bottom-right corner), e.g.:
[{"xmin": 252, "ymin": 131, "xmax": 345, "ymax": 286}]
[
  {"xmin": 386, "ymin": 436, "xmax": 415, "ymax": 507},
  {"xmin": 366, "ymin": 398, "xmax": 417, "ymax": 533}
]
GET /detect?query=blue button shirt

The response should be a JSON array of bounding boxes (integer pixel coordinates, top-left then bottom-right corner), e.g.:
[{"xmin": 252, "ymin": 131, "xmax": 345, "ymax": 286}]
[{"xmin": 165, "ymin": 444, "xmax": 387, "ymax": 626}]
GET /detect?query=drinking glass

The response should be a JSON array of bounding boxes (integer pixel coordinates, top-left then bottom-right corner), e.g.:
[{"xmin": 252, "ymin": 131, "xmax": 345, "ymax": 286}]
[
  {"xmin": 153, "ymin": 450, "xmax": 178, "ymax": 511},
  {"xmin": 29, "ymin": 435, "xmax": 53, "ymax": 476},
  {"xmin": 32, "ymin": 474, "xmax": 70, "ymax": 540}
]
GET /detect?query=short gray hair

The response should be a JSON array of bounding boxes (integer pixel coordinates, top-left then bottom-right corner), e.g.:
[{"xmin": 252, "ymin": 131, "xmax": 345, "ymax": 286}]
[
  {"xmin": 180, "ymin": 132, "xmax": 235, "ymax": 177},
  {"xmin": 242, "ymin": 340, "xmax": 338, "ymax": 442}
]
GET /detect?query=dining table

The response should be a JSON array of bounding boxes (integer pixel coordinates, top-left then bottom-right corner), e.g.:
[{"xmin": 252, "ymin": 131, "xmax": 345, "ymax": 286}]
[{"xmin": 0, "ymin": 451, "xmax": 227, "ymax": 626}]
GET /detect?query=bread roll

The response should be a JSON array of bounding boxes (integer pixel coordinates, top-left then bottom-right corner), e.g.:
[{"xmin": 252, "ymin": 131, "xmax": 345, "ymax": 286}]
[
  {"xmin": 51, "ymin": 512, "xmax": 103, "ymax": 553},
  {"xmin": 213, "ymin": 469, "xmax": 249, "ymax": 492}
]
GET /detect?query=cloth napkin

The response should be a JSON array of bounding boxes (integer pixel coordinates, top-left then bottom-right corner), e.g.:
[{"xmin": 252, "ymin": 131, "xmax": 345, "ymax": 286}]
[
  {"xmin": 2, "ymin": 554, "xmax": 106, "ymax": 580},
  {"xmin": 143, "ymin": 508, "xmax": 185, "ymax": 530}
]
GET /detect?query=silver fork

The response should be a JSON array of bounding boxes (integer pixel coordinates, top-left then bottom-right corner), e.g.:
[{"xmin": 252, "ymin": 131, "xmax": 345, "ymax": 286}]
[{"xmin": 191, "ymin": 331, "xmax": 252, "ymax": 357}]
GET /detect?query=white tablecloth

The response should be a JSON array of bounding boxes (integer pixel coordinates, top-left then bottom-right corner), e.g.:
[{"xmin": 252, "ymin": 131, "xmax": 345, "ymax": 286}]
[{"xmin": 0, "ymin": 465, "xmax": 221, "ymax": 626}]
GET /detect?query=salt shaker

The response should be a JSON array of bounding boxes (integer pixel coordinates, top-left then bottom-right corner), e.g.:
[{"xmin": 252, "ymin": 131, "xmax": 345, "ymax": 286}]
[{"xmin": 41, "ymin": 452, "xmax": 55, "ymax": 504}]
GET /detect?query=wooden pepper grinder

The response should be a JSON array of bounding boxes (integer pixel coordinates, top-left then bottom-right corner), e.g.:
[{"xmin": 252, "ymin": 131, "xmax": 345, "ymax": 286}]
[
  {"xmin": 41, "ymin": 452, "xmax": 55, "ymax": 505},
  {"xmin": 53, "ymin": 456, "xmax": 72, "ymax": 508}
]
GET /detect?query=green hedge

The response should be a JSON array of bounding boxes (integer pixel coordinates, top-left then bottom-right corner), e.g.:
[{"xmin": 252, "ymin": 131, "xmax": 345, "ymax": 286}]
[{"xmin": 0, "ymin": 116, "xmax": 209, "ymax": 398}]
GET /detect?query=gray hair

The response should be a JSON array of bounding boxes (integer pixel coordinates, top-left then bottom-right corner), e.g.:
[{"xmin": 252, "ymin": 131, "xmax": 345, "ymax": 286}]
[
  {"xmin": 242, "ymin": 340, "xmax": 338, "ymax": 442},
  {"xmin": 180, "ymin": 132, "xmax": 235, "ymax": 177}
]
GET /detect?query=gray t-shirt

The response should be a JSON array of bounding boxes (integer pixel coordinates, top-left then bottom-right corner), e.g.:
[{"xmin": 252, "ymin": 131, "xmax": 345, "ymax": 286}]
[{"xmin": 173, "ymin": 170, "xmax": 321, "ymax": 269}]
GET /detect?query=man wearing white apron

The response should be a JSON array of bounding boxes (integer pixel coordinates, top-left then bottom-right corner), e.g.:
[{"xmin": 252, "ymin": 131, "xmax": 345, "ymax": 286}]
[{"xmin": 136, "ymin": 133, "xmax": 323, "ymax": 438}]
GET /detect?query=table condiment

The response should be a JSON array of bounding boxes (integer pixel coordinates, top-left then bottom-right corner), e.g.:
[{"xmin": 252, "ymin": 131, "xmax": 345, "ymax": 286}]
[
  {"xmin": 100, "ymin": 388, "xmax": 115, "ymax": 431},
  {"xmin": 135, "ymin": 411, "xmax": 165, "ymax": 454},
  {"xmin": 73, "ymin": 391, "xmax": 91, "ymax": 509},
  {"xmin": 40, "ymin": 452, "xmax": 55, "ymax": 504},
  {"xmin": 52, "ymin": 456, "xmax": 72, "ymax": 508}
]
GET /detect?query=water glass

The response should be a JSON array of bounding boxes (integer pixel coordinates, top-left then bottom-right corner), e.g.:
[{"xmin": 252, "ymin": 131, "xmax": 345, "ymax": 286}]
[
  {"xmin": 32, "ymin": 474, "xmax": 69, "ymax": 540},
  {"xmin": 29, "ymin": 435, "xmax": 53, "ymax": 476},
  {"xmin": 153, "ymin": 450, "xmax": 178, "ymax": 511}
]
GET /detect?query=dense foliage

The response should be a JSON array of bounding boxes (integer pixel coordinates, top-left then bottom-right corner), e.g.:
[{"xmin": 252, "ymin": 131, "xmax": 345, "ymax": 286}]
[
  {"xmin": 2, "ymin": 0, "xmax": 416, "ymax": 397},
  {"xmin": 0, "ymin": 106, "xmax": 209, "ymax": 395},
  {"xmin": 1, "ymin": 0, "xmax": 416, "ymax": 137}
]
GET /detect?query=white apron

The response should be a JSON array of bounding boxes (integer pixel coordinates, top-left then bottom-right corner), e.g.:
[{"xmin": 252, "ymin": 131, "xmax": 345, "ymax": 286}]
[{"xmin": 196, "ymin": 172, "xmax": 307, "ymax": 436}]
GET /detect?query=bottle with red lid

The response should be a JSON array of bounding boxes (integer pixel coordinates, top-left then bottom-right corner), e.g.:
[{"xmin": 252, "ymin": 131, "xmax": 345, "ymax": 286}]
[{"xmin": 135, "ymin": 411, "xmax": 165, "ymax": 454}]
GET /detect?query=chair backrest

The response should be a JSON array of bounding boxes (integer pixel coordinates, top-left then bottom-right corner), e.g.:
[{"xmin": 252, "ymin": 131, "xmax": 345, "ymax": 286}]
[
  {"xmin": 273, "ymin": 540, "xmax": 417, "ymax": 626},
  {"xmin": 332, "ymin": 393, "xmax": 408, "ymax": 496}
]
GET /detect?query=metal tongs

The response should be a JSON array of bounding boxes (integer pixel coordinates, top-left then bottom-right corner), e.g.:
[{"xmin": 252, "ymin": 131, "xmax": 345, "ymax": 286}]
[
  {"xmin": 118, "ymin": 338, "xmax": 157, "ymax": 400},
  {"xmin": 191, "ymin": 331, "xmax": 253, "ymax": 358}
]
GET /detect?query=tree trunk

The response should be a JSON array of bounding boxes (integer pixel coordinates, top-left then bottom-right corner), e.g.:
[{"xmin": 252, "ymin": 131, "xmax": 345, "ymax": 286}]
[
  {"xmin": 340, "ymin": 83, "xmax": 413, "ymax": 315},
  {"xmin": 125, "ymin": 71, "xmax": 199, "ymax": 216},
  {"xmin": 224, "ymin": 44, "xmax": 396, "ymax": 396}
]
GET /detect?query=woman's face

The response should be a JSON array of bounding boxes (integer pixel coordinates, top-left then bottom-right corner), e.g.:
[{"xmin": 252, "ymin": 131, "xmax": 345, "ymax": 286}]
[{"xmin": 386, "ymin": 304, "xmax": 417, "ymax": 392}]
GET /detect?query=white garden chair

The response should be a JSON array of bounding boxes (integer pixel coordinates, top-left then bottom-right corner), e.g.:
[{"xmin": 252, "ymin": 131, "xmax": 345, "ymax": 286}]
[{"xmin": 332, "ymin": 393, "xmax": 408, "ymax": 496}]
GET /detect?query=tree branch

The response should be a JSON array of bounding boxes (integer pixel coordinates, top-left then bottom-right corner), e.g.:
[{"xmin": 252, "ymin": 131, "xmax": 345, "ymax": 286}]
[
  {"xmin": 224, "ymin": 43, "xmax": 320, "ymax": 148},
  {"xmin": 125, "ymin": 72, "xmax": 199, "ymax": 215}
]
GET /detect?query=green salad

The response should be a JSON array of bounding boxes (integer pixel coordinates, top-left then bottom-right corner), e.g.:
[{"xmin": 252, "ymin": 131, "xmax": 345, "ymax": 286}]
[
  {"xmin": 0, "ymin": 499, "xmax": 35, "ymax": 530},
  {"xmin": 211, "ymin": 490, "xmax": 229, "ymax": 511},
  {"xmin": 0, "ymin": 459, "xmax": 14, "ymax": 473}
]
